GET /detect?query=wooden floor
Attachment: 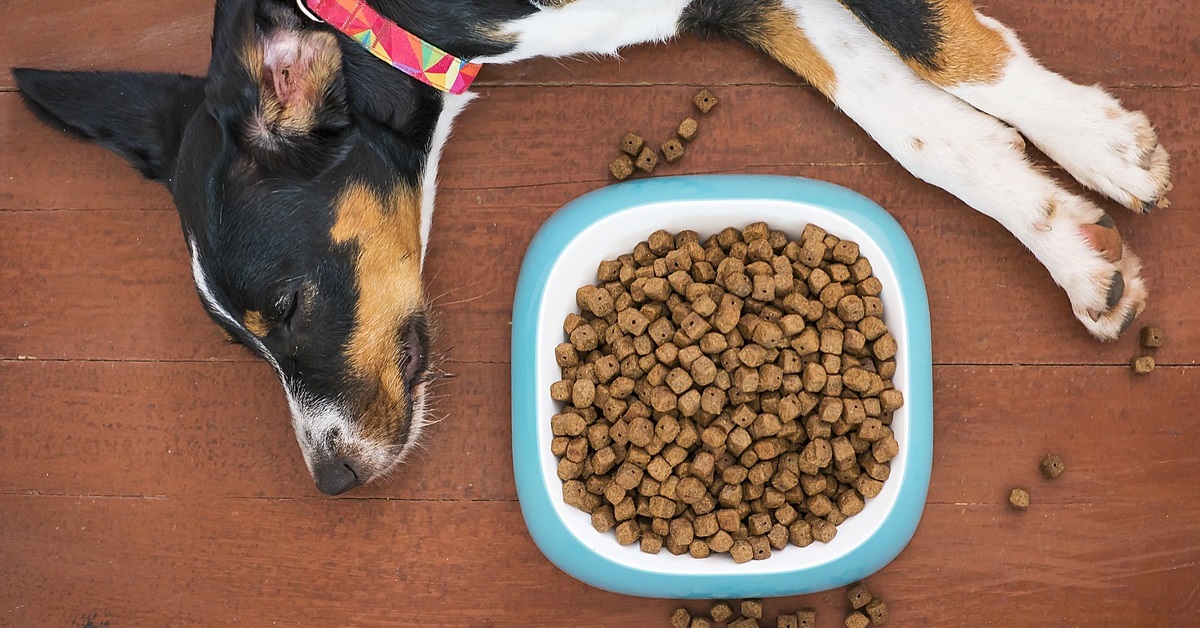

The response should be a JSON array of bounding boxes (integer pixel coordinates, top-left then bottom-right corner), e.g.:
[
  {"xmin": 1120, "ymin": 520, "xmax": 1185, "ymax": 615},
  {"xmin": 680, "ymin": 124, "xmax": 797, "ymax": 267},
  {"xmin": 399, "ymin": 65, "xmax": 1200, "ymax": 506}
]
[{"xmin": 2, "ymin": 1, "xmax": 1198, "ymax": 626}]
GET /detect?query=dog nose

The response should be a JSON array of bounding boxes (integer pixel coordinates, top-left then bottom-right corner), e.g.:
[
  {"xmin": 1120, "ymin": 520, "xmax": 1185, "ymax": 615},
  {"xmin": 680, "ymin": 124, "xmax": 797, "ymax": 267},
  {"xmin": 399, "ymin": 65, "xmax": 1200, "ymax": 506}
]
[{"xmin": 313, "ymin": 460, "xmax": 361, "ymax": 495}]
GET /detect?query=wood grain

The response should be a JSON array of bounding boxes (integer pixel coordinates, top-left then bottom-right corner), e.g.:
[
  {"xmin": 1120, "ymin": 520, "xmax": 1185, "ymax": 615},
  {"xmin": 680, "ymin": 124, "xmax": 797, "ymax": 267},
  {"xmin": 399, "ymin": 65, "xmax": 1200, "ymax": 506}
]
[{"xmin": 0, "ymin": 496, "xmax": 1196, "ymax": 627}]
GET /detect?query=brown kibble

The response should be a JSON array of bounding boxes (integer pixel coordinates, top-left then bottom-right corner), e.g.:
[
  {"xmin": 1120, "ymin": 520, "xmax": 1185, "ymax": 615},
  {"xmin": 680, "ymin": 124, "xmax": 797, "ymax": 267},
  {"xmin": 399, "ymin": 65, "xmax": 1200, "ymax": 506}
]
[
  {"xmin": 709, "ymin": 603, "xmax": 734, "ymax": 623},
  {"xmin": 872, "ymin": 435, "xmax": 899, "ymax": 463},
  {"xmin": 640, "ymin": 533, "xmax": 663, "ymax": 554},
  {"xmin": 621, "ymin": 132, "xmax": 645, "ymax": 156},
  {"xmin": 847, "ymin": 582, "xmax": 873, "ymax": 609},
  {"xmin": 662, "ymin": 138, "xmax": 686, "ymax": 164},
  {"xmin": 1140, "ymin": 326, "xmax": 1165, "ymax": 348},
  {"xmin": 615, "ymin": 520, "xmax": 640, "ymax": 545},
  {"xmin": 635, "ymin": 146, "xmax": 659, "ymax": 174},
  {"xmin": 878, "ymin": 388, "xmax": 904, "ymax": 413},
  {"xmin": 873, "ymin": 333, "xmax": 897, "ymax": 361},
  {"xmin": 1131, "ymin": 355, "xmax": 1155, "ymax": 374},
  {"xmin": 610, "ymin": 153, "xmax": 635, "ymax": 180},
  {"xmin": 811, "ymin": 518, "xmax": 837, "ymax": 543},
  {"xmin": 741, "ymin": 599, "xmax": 763, "ymax": 619},
  {"xmin": 832, "ymin": 240, "xmax": 860, "ymax": 264},
  {"xmin": 845, "ymin": 611, "xmax": 870, "ymax": 628},
  {"xmin": 1041, "ymin": 453, "xmax": 1066, "ymax": 479},
  {"xmin": 1009, "ymin": 487, "xmax": 1030, "ymax": 509},
  {"xmin": 778, "ymin": 614, "xmax": 799, "ymax": 628},
  {"xmin": 671, "ymin": 608, "xmax": 692, "ymax": 628},
  {"xmin": 729, "ymin": 539, "xmax": 753, "ymax": 563},
  {"xmin": 796, "ymin": 609, "xmax": 816, "ymax": 628},
  {"xmin": 678, "ymin": 117, "xmax": 699, "ymax": 142},
  {"xmin": 864, "ymin": 599, "xmax": 888, "ymax": 624},
  {"xmin": 693, "ymin": 88, "xmax": 718, "ymax": 113}
]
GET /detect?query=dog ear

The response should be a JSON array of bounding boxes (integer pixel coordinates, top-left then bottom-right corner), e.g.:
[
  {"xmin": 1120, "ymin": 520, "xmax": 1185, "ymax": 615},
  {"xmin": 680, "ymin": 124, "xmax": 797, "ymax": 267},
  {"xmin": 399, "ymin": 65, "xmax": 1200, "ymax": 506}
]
[{"xmin": 12, "ymin": 68, "xmax": 205, "ymax": 184}]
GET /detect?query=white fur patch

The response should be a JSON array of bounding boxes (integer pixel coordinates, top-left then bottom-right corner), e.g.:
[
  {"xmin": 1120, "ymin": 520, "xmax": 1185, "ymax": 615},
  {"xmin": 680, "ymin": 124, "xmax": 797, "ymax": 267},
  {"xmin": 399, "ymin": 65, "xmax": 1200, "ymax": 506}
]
[
  {"xmin": 475, "ymin": 0, "xmax": 689, "ymax": 64},
  {"xmin": 420, "ymin": 91, "xmax": 477, "ymax": 265}
]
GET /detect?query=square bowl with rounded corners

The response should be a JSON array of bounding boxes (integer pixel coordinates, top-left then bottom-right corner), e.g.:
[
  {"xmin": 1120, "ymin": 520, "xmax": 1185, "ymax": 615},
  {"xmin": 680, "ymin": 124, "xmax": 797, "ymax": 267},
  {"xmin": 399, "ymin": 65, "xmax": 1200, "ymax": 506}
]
[{"xmin": 511, "ymin": 175, "xmax": 932, "ymax": 599}]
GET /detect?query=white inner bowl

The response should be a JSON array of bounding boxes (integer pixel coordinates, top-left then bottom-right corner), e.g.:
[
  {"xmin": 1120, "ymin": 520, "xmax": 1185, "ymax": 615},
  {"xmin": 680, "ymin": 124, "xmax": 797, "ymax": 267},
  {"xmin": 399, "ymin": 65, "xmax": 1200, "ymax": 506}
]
[{"xmin": 532, "ymin": 198, "xmax": 912, "ymax": 576}]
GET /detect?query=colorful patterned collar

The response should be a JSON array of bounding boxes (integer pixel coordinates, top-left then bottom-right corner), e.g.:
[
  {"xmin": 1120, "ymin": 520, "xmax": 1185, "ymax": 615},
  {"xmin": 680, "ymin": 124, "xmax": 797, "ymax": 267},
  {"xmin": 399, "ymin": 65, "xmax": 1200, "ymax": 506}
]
[{"xmin": 300, "ymin": 0, "xmax": 481, "ymax": 95}]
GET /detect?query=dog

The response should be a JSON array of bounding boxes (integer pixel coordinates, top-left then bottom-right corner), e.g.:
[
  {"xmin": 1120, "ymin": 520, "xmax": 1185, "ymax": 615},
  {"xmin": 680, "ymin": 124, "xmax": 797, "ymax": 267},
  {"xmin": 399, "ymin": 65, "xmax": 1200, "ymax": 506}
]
[{"xmin": 13, "ymin": 0, "xmax": 1170, "ymax": 495}]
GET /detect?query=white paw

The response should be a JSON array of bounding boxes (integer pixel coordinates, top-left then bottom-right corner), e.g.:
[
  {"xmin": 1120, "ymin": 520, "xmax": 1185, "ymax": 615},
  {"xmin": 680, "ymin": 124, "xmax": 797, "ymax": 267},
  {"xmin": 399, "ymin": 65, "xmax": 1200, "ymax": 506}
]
[
  {"xmin": 1037, "ymin": 195, "xmax": 1147, "ymax": 340},
  {"xmin": 1022, "ymin": 87, "xmax": 1171, "ymax": 213}
]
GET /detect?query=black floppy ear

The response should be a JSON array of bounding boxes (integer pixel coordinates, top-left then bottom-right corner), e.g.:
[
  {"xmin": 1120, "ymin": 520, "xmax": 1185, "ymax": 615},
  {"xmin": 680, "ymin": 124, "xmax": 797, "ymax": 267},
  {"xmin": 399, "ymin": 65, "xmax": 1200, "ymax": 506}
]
[{"xmin": 12, "ymin": 68, "xmax": 206, "ymax": 184}]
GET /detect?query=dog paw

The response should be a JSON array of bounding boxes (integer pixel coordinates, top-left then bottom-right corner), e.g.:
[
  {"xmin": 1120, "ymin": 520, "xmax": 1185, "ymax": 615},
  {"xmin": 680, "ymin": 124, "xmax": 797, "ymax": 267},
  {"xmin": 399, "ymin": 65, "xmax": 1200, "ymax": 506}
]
[
  {"xmin": 1032, "ymin": 92, "xmax": 1172, "ymax": 213},
  {"xmin": 1041, "ymin": 198, "xmax": 1147, "ymax": 340}
]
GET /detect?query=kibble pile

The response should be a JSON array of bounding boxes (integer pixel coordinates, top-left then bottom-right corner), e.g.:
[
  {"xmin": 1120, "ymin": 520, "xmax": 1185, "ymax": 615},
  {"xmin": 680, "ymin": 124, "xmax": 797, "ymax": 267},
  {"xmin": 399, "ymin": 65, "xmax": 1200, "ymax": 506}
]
[{"xmin": 550, "ymin": 222, "xmax": 904, "ymax": 562}]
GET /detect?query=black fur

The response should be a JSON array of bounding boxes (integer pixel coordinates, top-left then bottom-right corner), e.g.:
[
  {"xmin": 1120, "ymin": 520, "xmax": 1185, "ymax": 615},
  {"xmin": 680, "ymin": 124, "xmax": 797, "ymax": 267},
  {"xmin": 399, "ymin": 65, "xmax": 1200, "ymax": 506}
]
[
  {"xmin": 13, "ymin": 69, "xmax": 205, "ymax": 183},
  {"xmin": 680, "ymin": 0, "xmax": 772, "ymax": 42},
  {"xmin": 838, "ymin": 0, "xmax": 943, "ymax": 68}
]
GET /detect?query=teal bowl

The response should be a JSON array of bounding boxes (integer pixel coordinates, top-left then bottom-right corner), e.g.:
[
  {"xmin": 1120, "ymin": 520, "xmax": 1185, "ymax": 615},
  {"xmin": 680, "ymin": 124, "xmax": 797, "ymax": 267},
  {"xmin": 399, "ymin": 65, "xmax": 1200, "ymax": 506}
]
[{"xmin": 511, "ymin": 175, "xmax": 933, "ymax": 599}]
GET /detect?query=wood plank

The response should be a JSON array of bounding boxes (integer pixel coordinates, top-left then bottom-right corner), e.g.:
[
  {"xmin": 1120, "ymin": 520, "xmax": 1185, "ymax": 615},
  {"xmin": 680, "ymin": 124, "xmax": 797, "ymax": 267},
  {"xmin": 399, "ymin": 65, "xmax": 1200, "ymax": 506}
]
[
  {"xmin": 2, "ymin": 363, "xmax": 1196, "ymax": 506},
  {"xmin": 3, "ymin": 0, "xmax": 1196, "ymax": 89},
  {"xmin": 3, "ymin": 202, "xmax": 1198, "ymax": 366},
  {"xmin": 2, "ymin": 86, "xmax": 1196, "ymax": 210},
  {"xmin": 0, "ymin": 496, "xmax": 1195, "ymax": 626}
]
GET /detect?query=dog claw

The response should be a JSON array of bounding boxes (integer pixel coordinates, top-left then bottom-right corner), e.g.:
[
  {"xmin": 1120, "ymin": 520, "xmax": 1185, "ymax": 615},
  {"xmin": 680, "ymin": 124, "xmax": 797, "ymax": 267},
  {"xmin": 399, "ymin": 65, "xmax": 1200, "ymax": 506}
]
[
  {"xmin": 1106, "ymin": 271, "xmax": 1125, "ymax": 309},
  {"xmin": 1119, "ymin": 306, "xmax": 1139, "ymax": 334}
]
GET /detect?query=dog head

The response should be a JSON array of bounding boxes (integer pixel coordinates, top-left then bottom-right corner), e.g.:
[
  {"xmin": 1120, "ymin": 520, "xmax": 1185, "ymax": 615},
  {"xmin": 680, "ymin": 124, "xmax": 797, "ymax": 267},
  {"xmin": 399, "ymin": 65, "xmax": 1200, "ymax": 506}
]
[{"xmin": 13, "ymin": 0, "xmax": 467, "ymax": 494}]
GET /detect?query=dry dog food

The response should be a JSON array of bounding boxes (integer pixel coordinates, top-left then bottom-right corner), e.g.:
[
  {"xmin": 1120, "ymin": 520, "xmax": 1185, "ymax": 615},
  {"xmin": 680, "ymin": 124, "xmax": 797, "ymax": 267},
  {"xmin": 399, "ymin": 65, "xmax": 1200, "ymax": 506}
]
[
  {"xmin": 1131, "ymin": 355, "xmax": 1155, "ymax": 374},
  {"xmin": 1009, "ymin": 488, "xmax": 1030, "ymax": 509},
  {"xmin": 636, "ymin": 147, "xmax": 660, "ymax": 174},
  {"xmin": 1040, "ymin": 453, "xmax": 1065, "ymax": 479},
  {"xmin": 1140, "ymin": 326, "xmax": 1165, "ymax": 348},
  {"xmin": 551, "ymin": 223, "xmax": 903, "ymax": 562},
  {"xmin": 623, "ymin": 132, "xmax": 646, "ymax": 156},
  {"xmin": 694, "ymin": 88, "xmax": 718, "ymax": 113},
  {"xmin": 845, "ymin": 611, "xmax": 870, "ymax": 628},
  {"xmin": 678, "ymin": 117, "xmax": 699, "ymax": 142},
  {"xmin": 662, "ymin": 138, "xmax": 686, "ymax": 164},
  {"xmin": 610, "ymin": 154, "xmax": 635, "ymax": 180}
]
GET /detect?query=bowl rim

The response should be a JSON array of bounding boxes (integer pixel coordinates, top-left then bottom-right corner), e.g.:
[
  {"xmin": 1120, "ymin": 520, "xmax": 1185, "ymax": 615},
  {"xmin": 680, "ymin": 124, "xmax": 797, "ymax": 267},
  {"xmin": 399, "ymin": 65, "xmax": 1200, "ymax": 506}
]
[{"xmin": 511, "ymin": 174, "xmax": 933, "ymax": 598}]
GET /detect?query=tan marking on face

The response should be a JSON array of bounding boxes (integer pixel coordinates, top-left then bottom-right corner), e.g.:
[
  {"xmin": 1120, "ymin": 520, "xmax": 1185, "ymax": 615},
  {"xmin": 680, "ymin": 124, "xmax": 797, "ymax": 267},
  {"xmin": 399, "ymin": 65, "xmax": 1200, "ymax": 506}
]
[
  {"xmin": 242, "ymin": 30, "xmax": 342, "ymax": 144},
  {"xmin": 331, "ymin": 183, "xmax": 425, "ymax": 442},
  {"xmin": 907, "ymin": 0, "xmax": 1013, "ymax": 86},
  {"xmin": 911, "ymin": 137, "xmax": 925, "ymax": 150},
  {"xmin": 244, "ymin": 310, "xmax": 270, "ymax": 337},
  {"xmin": 745, "ymin": 4, "xmax": 837, "ymax": 97}
]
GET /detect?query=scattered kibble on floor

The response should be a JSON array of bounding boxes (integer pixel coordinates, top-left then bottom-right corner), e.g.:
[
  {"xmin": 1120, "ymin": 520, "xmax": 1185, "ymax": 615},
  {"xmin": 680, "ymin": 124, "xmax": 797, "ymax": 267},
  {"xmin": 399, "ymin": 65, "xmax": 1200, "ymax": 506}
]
[
  {"xmin": 1009, "ymin": 488, "xmax": 1030, "ymax": 509},
  {"xmin": 1139, "ymin": 326, "xmax": 1165, "ymax": 348},
  {"xmin": 1131, "ymin": 355, "xmax": 1155, "ymax": 374},
  {"xmin": 1040, "ymin": 453, "xmax": 1065, "ymax": 479}
]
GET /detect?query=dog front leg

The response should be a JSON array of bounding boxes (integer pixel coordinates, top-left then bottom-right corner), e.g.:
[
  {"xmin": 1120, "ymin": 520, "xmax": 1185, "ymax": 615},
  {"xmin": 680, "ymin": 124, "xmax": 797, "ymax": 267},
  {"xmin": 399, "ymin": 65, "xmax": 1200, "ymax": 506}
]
[{"xmin": 780, "ymin": 0, "xmax": 1144, "ymax": 338}]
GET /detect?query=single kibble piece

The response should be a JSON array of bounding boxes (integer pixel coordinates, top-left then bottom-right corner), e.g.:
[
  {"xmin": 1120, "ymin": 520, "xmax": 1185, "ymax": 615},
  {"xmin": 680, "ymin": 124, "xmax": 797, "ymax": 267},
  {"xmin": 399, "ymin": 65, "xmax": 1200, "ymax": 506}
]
[
  {"xmin": 1040, "ymin": 453, "xmax": 1066, "ymax": 479},
  {"xmin": 1131, "ymin": 355, "xmax": 1155, "ymax": 374},
  {"xmin": 741, "ymin": 599, "xmax": 763, "ymax": 619},
  {"xmin": 777, "ymin": 615, "xmax": 799, "ymax": 628},
  {"xmin": 1009, "ymin": 487, "xmax": 1030, "ymax": 509},
  {"xmin": 635, "ymin": 146, "xmax": 659, "ymax": 174},
  {"xmin": 621, "ymin": 132, "xmax": 645, "ymax": 156},
  {"xmin": 847, "ymin": 582, "xmax": 873, "ymax": 609},
  {"xmin": 710, "ymin": 602, "xmax": 734, "ymax": 623},
  {"xmin": 693, "ymin": 88, "xmax": 718, "ymax": 113},
  {"xmin": 844, "ymin": 611, "xmax": 870, "ymax": 628},
  {"xmin": 1140, "ymin": 326, "xmax": 1165, "ymax": 348},
  {"xmin": 662, "ymin": 138, "xmax": 686, "ymax": 164},
  {"xmin": 729, "ymin": 619, "xmax": 760, "ymax": 628},
  {"xmin": 796, "ymin": 609, "xmax": 816, "ymax": 628},
  {"xmin": 671, "ymin": 608, "xmax": 692, "ymax": 628},
  {"xmin": 610, "ymin": 153, "xmax": 635, "ymax": 180},
  {"xmin": 864, "ymin": 599, "xmax": 889, "ymax": 624},
  {"xmin": 678, "ymin": 117, "xmax": 699, "ymax": 142},
  {"xmin": 692, "ymin": 618, "xmax": 713, "ymax": 628}
]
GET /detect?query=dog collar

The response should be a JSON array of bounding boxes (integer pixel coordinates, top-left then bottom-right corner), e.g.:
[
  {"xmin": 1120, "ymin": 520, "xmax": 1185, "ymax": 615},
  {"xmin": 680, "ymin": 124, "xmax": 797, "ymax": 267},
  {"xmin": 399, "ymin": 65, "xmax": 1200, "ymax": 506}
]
[{"xmin": 299, "ymin": 0, "xmax": 481, "ymax": 94}]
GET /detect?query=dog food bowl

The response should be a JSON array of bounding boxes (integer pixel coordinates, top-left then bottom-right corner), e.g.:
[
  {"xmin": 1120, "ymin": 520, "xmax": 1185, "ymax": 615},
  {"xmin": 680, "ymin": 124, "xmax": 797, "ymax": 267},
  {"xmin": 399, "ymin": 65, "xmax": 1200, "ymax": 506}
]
[{"xmin": 511, "ymin": 175, "xmax": 932, "ymax": 599}]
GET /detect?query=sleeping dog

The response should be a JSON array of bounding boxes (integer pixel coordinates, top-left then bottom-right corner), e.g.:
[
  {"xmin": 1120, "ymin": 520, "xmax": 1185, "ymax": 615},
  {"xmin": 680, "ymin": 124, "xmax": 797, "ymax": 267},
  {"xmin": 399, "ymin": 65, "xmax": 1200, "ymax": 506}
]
[{"xmin": 14, "ymin": 0, "xmax": 1170, "ymax": 495}]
